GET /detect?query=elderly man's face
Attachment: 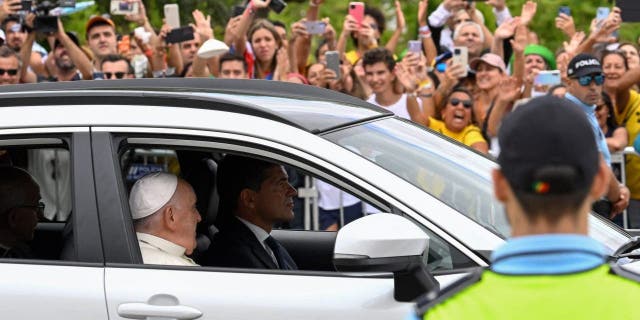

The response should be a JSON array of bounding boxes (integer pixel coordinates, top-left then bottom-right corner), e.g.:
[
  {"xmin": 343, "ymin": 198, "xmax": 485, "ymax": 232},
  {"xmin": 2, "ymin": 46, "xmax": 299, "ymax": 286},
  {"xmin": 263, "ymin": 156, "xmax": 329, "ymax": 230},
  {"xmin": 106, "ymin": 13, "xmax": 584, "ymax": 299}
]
[
  {"xmin": 0, "ymin": 56, "xmax": 20, "ymax": 86},
  {"xmin": 454, "ymin": 25, "xmax": 482, "ymax": 57},
  {"xmin": 170, "ymin": 180, "xmax": 201, "ymax": 255}
]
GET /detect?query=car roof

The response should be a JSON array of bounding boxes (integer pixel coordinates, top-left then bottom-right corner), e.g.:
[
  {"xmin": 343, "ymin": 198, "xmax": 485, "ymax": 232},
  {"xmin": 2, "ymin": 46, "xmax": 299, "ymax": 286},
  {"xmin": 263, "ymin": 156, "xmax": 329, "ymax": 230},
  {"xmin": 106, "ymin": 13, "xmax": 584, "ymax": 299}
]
[{"xmin": 0, "ymin": 79, "xmax": 390, "ymax": 133}]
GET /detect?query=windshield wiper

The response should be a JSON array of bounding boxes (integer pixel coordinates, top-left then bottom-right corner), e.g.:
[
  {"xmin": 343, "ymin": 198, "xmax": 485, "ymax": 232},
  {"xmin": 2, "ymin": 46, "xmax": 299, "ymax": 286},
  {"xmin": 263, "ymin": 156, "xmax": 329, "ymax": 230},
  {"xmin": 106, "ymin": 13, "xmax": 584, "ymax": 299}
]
[{"xmin": 609, "ymin": 236, "xmax": 640, "ymax": 261}]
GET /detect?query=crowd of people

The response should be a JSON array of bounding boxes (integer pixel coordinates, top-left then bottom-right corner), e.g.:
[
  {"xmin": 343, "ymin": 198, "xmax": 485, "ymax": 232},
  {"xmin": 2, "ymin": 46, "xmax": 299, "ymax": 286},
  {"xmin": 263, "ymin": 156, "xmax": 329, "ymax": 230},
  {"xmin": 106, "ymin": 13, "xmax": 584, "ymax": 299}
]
[{"xmin": 0, "ymin": 0, "xmax": 639, "ymax": 224}]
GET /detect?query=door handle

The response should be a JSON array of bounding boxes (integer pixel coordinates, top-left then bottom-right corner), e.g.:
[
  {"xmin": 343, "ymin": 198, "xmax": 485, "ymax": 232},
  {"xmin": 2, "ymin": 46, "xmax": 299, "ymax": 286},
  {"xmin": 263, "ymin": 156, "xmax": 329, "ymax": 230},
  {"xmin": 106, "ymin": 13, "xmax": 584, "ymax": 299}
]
[{"xmin": 118, "ymin": 302, "xmax": 203, "ymax": 320}]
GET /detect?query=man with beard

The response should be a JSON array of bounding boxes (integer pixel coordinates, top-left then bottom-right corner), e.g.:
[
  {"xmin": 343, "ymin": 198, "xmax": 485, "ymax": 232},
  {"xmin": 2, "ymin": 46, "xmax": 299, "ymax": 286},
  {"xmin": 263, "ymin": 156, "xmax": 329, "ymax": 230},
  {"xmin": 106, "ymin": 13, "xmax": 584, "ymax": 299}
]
[
  {"xmin": 44, "ymin": 31, "xmax": 92, "ymax": 81},
  {"xmin": 18, "ymin": 18, "xmax": 92, "ymax": 82}
]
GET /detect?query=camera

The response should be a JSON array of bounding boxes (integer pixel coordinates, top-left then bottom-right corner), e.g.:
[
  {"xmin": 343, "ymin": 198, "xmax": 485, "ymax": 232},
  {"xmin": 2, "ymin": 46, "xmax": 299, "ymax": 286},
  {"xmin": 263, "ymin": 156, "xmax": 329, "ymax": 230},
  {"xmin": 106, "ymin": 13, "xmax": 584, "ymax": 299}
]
[
  {"xmin": 20, "ymin": 1, "xmax": 76, "ymax": 33},
  {"xmin": 269, "ymin": 0, "xmax": 287, "ymax": 14}
]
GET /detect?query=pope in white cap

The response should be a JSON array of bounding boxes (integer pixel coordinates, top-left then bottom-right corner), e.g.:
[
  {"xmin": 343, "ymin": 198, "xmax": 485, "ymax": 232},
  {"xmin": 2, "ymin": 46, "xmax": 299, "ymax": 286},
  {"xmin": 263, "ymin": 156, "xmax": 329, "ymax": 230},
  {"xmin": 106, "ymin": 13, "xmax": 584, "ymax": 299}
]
[{"xmin": 129, "ymin": 172, "xmax": 201, "ymax": 266}]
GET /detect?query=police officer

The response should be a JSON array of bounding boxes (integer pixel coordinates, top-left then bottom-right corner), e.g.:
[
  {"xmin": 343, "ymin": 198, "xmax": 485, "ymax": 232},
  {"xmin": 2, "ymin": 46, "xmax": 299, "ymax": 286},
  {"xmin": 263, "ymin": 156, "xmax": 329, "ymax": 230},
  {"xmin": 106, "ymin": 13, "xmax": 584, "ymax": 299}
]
[{"xmin": 413, "ymin": 96, "xmax": 640, "ymax": 319}]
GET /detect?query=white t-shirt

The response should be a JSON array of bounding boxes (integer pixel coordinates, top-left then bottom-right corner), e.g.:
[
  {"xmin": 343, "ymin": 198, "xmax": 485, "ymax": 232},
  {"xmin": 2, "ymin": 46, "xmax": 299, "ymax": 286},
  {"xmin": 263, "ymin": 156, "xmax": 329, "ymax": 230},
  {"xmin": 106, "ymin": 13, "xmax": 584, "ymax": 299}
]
[{"xmin": 367, "ymin": 94, "xmax": 413, "ymax": 120}]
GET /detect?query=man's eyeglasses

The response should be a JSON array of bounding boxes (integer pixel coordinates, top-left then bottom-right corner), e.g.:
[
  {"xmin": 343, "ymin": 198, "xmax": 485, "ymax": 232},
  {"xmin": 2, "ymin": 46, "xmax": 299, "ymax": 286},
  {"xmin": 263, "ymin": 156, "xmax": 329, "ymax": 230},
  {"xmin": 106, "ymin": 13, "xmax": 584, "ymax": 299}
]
[
  {"xmin": 5, "ymin": 202, "xmax": 45, "ymax": 218},
  {"xmin": 577, "ymin": 74, "xmax": 605, "ymax": 86},
  {"xmin": 0, "ymin": 68, "xmax": 18, "ymax": 76},
  {"xmin": 104, "ymin": 72, "xmax": 127, "ymax": 79},
  {"xmin": 449, "ymin": 98, "xmax": 473, "ymax": 109}
]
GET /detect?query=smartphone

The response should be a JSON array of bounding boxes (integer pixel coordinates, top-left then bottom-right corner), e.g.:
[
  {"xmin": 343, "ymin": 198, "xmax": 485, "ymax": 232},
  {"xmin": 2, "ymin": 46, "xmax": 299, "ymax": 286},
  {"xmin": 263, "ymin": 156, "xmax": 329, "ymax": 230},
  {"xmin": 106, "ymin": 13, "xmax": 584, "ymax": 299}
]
[
  {"xmin": 408, "ymin": 40, "xmax": 422, "ymax": 54},
  {"xmin": 269, "ymin": 0, "xmax": 287, "ymax": 14},
  {"xmin": 165, "ymin": 26, "xmax": 195, "ymax": 44},
  {"xmin": 164, "ymin": 4, "xmax": 180, "ymax": 29},
  {"xmin": 325, "ymin": 51, "xmax": 341, "ymax": 79},
  {"xmin": 304, "ymin": 21, "xmax": 327, "ymax": 35},
  {"xmin": 111, "ymin": 0, "xmax": 139, "ymax": 15},
  {"xmin": 596, "ymin": 7, "xmax": 610, "ymax": 22},
  {"xmin": 348, "ymin": 2, "xmax": 365, "ymax": 26},
  {"xmin": 452, "ymin": 46, "xmax": 468, "ymax": 77},
  {"xmin": 532, "ymin": 70, "xmax": 561, "ymax": 97},
  {"xmin": 558, "ymin": 6, "xmax": 571, "ymax": 16}
]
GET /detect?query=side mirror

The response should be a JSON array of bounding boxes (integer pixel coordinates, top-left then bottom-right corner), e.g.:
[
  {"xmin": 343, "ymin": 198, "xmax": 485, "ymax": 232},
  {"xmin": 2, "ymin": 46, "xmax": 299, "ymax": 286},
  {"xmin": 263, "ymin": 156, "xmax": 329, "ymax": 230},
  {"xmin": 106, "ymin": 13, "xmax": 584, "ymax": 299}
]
[{"xmin": 333, "ymin": 213, "xmax": 439, "ymax": 302}]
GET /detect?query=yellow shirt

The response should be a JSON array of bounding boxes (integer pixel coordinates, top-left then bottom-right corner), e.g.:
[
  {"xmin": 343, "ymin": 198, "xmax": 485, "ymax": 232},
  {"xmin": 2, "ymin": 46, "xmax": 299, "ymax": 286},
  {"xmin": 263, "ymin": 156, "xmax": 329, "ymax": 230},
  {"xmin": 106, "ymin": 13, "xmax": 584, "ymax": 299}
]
[
  {"xmin": 616, "ymin": 90, "xmax": 640, "ymax": 199},
  {"xmin": 428, "ymin": 117, "xmax": 486, "ymax": 147},
  {"xmin": 345, "ymin": 50, "xmax": 360, "ymax": 65}
]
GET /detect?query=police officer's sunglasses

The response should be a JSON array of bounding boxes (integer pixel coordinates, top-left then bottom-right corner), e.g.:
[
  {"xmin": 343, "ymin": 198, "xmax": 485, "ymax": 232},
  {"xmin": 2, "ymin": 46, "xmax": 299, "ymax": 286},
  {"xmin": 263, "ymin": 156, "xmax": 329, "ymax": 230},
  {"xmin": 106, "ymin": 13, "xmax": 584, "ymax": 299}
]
[{"xmin": 577, "ymin": 74, "xmax": 605, "ymax": 86}]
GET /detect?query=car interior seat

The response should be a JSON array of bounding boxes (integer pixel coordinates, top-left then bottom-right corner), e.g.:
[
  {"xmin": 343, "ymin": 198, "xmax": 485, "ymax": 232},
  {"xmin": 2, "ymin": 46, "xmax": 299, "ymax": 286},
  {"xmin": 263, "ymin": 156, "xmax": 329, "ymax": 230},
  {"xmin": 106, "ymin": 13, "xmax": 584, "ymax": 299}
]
[{"xmin": 177, "ymin": 150, "xmax": 222, "ymax": 261}]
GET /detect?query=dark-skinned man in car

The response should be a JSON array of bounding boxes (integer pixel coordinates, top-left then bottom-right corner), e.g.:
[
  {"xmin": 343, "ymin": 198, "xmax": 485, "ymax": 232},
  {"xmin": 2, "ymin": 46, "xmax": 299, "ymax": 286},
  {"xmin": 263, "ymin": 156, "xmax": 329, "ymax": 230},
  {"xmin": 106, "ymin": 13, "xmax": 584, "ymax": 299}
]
[
  {"xmin": 412, "ymin": 96, "xmax": 640, "ymax": 319},
  {"xmin": 204, "ymin": 155, "xmax": 298, "ymax": 270}
]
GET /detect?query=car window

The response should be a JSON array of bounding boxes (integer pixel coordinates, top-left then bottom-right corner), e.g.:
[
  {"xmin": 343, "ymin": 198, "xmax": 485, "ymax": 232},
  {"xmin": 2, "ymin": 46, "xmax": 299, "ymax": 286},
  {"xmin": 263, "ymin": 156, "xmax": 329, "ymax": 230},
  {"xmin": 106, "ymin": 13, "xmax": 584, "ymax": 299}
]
[
  {"xmin": 0, "ymin": 144, "xmax": 74, "ymax": 261},
  {"xmin": 325, "ymin": 118, "xmax": 510, "ymax": 236},
  {"xmin": 118, "ymin": 146, "xmax": 476, "ymax": 271}
]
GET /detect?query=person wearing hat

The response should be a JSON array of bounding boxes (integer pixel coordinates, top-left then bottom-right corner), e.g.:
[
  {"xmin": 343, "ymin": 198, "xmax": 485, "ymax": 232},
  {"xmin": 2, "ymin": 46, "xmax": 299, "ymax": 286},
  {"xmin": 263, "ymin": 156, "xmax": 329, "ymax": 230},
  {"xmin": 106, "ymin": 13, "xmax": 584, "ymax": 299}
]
[
  {"xmin": 412, "ymin": 96, "xmax": 640, "ymax": 320},
  {"xmin": 565, "ymin": 53, "xmax": 629, "ymax": 216},
  {"xmin": 85, "ymin": 15, "xmax": 117, "ymax": 71},
  {"xmin": 130, "ymin": 172, "xmax": 201, "ymax": 266},
  {"xmin": 35, "ymin": 19, "xmax": 93, "ymax": 82},
  {"xmin": 469, "ymin": 53, "xmax": 506, "ymax": 126}
]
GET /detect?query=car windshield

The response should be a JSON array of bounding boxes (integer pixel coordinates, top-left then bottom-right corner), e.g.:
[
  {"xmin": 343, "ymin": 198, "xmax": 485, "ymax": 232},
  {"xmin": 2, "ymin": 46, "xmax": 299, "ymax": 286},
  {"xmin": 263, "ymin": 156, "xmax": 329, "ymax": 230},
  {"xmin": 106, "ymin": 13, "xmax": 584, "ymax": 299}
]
[{"xmin": 324, "ymin": 117, "xmax": 631, "ymax": 253}]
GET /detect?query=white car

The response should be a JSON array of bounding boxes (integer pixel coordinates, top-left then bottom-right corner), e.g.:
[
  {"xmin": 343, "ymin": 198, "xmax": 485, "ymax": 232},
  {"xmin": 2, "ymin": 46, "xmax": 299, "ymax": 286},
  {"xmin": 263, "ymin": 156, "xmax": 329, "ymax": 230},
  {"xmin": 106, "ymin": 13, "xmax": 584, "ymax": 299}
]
[{"xmin": 0, "ymin": 79, "xmax": 635, "ymax": 320}]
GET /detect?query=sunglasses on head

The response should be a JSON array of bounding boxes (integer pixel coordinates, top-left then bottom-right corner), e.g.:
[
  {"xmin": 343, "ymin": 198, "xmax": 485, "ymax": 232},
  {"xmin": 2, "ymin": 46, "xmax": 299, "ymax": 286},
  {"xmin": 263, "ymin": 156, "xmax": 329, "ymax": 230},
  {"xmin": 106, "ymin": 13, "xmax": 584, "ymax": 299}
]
[
  {"xmin": 0, "ymin": 68, "xmax": 18, "ymax": 76},
  {"xmin": 577, "ymin": 74, "xmax": 605, "ymax": 86},
  {"xmin": 449, "ymin": 98, "xmax": 472, "ymax": 109},
  {"xmin": 104, "ymin": 72, "xmax": 127, "ymax": 79}
]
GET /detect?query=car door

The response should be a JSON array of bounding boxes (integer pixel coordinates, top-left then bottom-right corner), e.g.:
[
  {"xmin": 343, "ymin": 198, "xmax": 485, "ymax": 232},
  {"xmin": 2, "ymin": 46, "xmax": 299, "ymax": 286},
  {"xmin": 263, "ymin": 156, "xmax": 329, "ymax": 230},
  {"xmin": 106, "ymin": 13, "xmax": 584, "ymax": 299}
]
[
  {"xmin": 93, "ymin": 125, "xmax": 487, "ymax": 320},
  {"xmin": 0, "ymin": 128, "xmax": 106, "ymax": 319}
]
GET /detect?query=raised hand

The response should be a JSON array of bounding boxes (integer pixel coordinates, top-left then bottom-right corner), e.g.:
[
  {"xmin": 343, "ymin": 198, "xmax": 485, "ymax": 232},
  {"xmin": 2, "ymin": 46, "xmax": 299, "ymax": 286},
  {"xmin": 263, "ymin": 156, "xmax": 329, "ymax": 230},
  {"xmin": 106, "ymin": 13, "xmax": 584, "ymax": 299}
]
[
  {"xmin": 555, "ymin": 13, "xmax": 575, "ymax": 38},
  {"xmin": 497, "ymin": 77, "xmax": 521, "ymax": 103},
  {"xmin": 252, "ymin": 0, "xmax": 272, "ymax": 10},
  {"xmin": 494, "ymin": 18, "xmax": 518, "ymax": 40},
  {"xmin": 290, "ymin": 18, "xmax": 309, "ymax": 40},
  {"xmin": 520, "ymin": 1, "xmax": 537, "ymax": 26},
  {"xmin": 509, "ymin": 22, "xmax": 528, "ymax": 54},
  {"xmin": 322, "ymin": 18, "xmax": 336, "ymax": 43},
  {"xmin": 562, "ymin": 31, "xmax": 585, "ymax": 57},
  {"xmin": 191, "ymin": 9, "xmax": 214, "ymax": 41},
  {"xmin": 124, "ymin": 0, "xmax": 148, "ymax": 26},
  {"xmin": 486, "ymin": 0, "xmax": 506, "ymax": 11},
  {"xmin": 395, "ymin": 1, "xmax": 406, "ymax": 33}
]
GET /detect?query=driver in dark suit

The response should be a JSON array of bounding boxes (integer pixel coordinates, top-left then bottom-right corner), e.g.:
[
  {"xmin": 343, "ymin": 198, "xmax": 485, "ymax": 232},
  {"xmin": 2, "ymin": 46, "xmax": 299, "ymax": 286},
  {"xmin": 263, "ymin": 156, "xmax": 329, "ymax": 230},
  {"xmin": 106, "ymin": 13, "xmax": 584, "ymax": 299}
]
[{"xmin": 204, "ymin": 155, "xmax": 298, "ymax": 270}]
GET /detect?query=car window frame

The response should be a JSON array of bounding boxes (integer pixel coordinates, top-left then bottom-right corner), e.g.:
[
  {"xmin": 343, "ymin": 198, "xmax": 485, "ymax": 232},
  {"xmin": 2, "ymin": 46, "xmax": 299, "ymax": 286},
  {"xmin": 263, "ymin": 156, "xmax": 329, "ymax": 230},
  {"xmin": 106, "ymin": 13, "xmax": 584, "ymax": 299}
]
[
  {"xmin": 93, "ymin": 126, "xmax": 489, "ymax": 273},
  {"xmin": 0, "ymin": 128, "xmax": 103, "ymax": 266}
]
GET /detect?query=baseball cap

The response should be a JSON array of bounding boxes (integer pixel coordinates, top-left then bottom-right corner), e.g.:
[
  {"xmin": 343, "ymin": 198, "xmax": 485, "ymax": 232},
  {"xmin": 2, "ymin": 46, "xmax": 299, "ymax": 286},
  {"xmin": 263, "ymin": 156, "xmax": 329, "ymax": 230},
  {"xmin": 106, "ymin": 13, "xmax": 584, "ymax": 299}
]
[
  {"xmin": 54, "ymin": 32, "xmax": 80, "ymax": 49},
  {"xmin": 85, "ymin": 15, "xmax": 115, "ymax": 38},
  {"xmin": 129, "ymin": 172, "xmax": 178, "ymax": 220},
  {"xmin": 567, "ymin": 53, "xmax": 602, "ymax": 78},
  {"xmin": 470, "ymin": 53, "xmax": 506, "ymax": 73},
  {"xmin": 497, "ymin": 96, "xmax": 599, "ymax": 195}
]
